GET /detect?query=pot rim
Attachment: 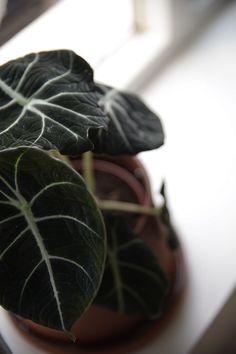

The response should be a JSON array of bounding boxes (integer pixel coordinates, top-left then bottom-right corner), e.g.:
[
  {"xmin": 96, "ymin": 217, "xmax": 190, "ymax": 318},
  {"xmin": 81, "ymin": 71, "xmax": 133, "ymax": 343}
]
[
  {"xmin": 71, "ymin": 155, "xmax": 153, "ymax": 233},
  {"xmin": 4, "ymin": 156, "xmax": 186, "ymax": 354},
  {"xmin": 6, "ymin": 248, "xmax": 185, "ymax": 354}
]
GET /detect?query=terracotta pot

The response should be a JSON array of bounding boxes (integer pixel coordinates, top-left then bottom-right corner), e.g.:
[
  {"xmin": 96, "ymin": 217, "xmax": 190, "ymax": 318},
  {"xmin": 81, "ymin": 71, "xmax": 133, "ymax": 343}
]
[
  {"xmin": 71, "ymin": 156, "xmax": 152, "ymax": 233},
  {"xmin": 9, "ymin": 156, "xmax": 185, "ymax": 354}
]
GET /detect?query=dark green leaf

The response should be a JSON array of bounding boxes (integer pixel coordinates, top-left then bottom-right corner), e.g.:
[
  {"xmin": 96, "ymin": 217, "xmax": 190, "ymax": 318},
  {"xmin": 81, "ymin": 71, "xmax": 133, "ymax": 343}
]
[
  {"xmin": 160, "ymin": 183, "xmax": 179, "ymax": 250},
  {"xmin": 95, "ymin": 215, "xmax": 169, "ymax": 317},
  {"xmin": 0, "ymin": 147, "xmax": 106, "ymax": 333},
  {"xmin": 92, "ymin": 83, "xmax": 164, "ymax": 155},
  {"xmin": 0, "ymin": 50, "xmax": 108, "ymax": 155}
]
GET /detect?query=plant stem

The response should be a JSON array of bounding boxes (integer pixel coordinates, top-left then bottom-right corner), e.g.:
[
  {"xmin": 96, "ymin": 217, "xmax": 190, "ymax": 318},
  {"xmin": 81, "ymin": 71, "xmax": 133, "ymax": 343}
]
[
  {"xmin": 98, "ymin": 200, "xmax": 161, "ymax": 216},
  {"xmin": 49, "ymin": 150, "xmax": 72, "ymax": 166},
  {"xmin": 82, "ymin": 151, "xmax": 95, "ymax": 194},
  {"xmin": 50, "ymin": 150, "xmax": 161, "ymax": 217}
]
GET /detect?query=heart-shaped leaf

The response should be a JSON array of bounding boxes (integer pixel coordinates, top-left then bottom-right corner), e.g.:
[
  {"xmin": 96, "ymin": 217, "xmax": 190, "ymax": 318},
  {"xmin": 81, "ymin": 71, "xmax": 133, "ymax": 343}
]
[
  {"xmin": 95, "ymin": 215, "xmax": 168, "ymax": 317},
  {"xmin": 0, "ymin": 147, "xmax": 106, "ymax": 333},
  {"xmin": 0, "ymin": 50, "xmax": 108, "ymax": 155},
  {"xmin": 92, "ymin": 83, "xmax": 164, "ymax": 155}
]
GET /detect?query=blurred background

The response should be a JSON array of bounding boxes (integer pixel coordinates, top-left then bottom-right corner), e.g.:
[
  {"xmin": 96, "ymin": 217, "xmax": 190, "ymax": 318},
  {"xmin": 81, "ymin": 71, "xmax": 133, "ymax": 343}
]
[
  {"xmin": 0, "ymin": 1, "xmax": 236, "ymax": 353},
  {"xmin": 0, "ymin": 0, "xmax": 57, "ymax": 46},
  {"xmin": 0, "ymin": 0, "xmax": 233, "ymax": 76}
]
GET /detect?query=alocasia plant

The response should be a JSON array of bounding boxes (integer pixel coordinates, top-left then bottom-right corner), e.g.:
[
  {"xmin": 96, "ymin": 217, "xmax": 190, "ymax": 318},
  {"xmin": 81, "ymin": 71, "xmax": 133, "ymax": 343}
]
[{"xmin": 0, "ymin": 50, "xmax": 174, "ymax": 337}]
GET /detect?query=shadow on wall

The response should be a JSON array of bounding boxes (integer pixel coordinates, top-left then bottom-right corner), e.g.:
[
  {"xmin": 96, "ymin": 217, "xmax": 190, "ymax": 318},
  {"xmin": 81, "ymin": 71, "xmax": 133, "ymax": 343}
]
[
  {"xmin": 190, "ymin": 289, "xmax": 236, "ymax": 354},
  {"xmin": 0, "ymin": 0, "xmax": 58, "ymax": 46}
]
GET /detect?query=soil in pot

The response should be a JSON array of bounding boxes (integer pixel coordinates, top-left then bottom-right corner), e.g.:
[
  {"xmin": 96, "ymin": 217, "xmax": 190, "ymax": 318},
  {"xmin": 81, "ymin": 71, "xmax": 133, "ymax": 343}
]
[{"xmin": 9, "ymin": 156, "xmax": 185, "ymax": 354}]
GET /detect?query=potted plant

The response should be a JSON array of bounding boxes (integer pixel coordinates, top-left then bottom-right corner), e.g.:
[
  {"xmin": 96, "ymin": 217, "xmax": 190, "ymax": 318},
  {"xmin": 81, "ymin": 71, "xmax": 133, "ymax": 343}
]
[{"xmin": 0, "ymin": 50, "xmax": 182, "ymax": 353}]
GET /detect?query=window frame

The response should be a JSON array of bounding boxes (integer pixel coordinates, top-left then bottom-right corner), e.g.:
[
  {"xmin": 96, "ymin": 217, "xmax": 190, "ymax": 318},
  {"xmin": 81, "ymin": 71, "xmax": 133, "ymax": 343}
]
[
  {"xmin": 0, "ymin": 0, "xmax": 226, "ymax": 91},
  {"xmin": 96, "ymin": 0, "xmax": 225, "ymax": 89}
]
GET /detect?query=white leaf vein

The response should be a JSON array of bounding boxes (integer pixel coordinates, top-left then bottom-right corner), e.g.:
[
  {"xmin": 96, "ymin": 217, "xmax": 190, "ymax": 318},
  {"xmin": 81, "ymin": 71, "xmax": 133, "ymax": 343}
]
[
  {"xmin": 48, "ymin": 255, "xmax": 95, "ymax": 288},
  {"xmin": 0, "ymin": 107, "xmax": 26, "ymax": 137},
  {"xmin": 28, "ymin": 51, "xmax": 73, "ymax": 99},
  {"xmin": 29, "ymin": 105, "xmax": 80, "ymax": 142},
  {"xmin": 106, "ymin": 103, "xmax": 133, "ymax": 151},
  {"xmin": 16, "ymin": 53, "xmax": 39, "ymax": 92},
  {"xmin": 21, "ymin": 206, "xmax": 66, "ymax": 332},
  {"xmin": 13, "ymin": 155, "xmax": 66, "ymax": 331},
  {"xmin": 30, "ymin": 181, "xmax": 78, "ymax": 207},
  {"xmin": 46, "ymin": 91, "xmax": 90, "ymax": 102},
  {"xmin": 0, "ymin": 99, "xmax": 16, "ymax": 110},
  {"xmin": 19, "ymin": 259, "xmax": 44, "ymax": 310},
  {"xmin": 0, "ymin": 212, "xmax": 22, "ymax": 226},
  {"xmin": 34, "ymin": 100, "xmax": 99, "ymax": 127},
  {"xmin": 36, "ymin": 215, "xmax": 101, "ymax": 239},
  {"xmin": 0, "ymin": 226, "xmax": 29, "ymax": 260}
]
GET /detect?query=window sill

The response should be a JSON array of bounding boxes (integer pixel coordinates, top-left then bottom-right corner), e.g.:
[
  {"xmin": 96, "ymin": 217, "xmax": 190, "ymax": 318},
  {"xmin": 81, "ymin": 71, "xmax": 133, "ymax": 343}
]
[
  {"xmin": 0, "ymin": 0, "xmax": 171, "ymax": 91},
  {"xmin": 95, "ymin": 30, "xmax": 171, "ymax": 90}
]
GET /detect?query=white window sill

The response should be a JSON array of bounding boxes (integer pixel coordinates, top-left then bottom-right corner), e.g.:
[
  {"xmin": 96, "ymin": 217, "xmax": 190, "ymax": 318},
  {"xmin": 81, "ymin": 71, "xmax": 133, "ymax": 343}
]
[
  {"xmin": 95, "ymin": 30, "xmax": 170, "ymax": 89},
  {"xmin": 0, "ymin": 0, "xmax": 171, "ymax": 91}
]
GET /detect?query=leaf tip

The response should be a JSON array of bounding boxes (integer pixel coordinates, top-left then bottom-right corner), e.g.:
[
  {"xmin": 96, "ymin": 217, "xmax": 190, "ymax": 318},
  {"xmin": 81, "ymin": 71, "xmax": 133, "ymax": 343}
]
[{"xmin": 65, "ymin": 330, "xmax": 77, "ymax": 343}]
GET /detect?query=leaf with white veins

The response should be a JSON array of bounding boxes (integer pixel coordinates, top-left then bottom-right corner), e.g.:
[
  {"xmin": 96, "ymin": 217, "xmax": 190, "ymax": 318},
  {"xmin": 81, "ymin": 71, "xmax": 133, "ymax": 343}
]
[
  {"xmin": 0, "ymin": 147, "xmax": 106, "ymax": 333},
  {"xmin": 92, "ymin": 83, "xmax": 164, "ymax": 155},
  {"xmin": 0, "ymin": 50, "xmax": 108, "ymax": 155},
  {"xmin": 95, "ymin": 215, "xmax": 169, "ymax": 316}
]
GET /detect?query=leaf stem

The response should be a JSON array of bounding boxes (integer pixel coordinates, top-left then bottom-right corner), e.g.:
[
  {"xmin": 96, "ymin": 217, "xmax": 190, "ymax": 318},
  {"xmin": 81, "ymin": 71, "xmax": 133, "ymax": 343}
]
[
  {"xmin": 98, "ymin": 200, "xmax": 161, "ymax": 216},
  {"xmin": 50, "ymin": 150, "xmax": 161, "ymax": 217},
  {"xmin": 82, "ymin": 151, "xmax": 95, "ymax": 194},
  {"xmin": 49, "ymin": 150, "xmax": 72, "ymax": 166}
]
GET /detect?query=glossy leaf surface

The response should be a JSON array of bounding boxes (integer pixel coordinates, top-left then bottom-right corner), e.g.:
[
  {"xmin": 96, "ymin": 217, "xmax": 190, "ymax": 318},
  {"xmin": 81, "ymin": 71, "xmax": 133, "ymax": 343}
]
[
  {"xmin": 0, "ymin": 147, "xmax": 106, "ymax": 333},
  {"xmin": 0, "ymin": 50, "xmax": 108, "ymax": 155},
  {"xmin": 93, "ymin": 83, "xmax": 164, "ymax": 155}
]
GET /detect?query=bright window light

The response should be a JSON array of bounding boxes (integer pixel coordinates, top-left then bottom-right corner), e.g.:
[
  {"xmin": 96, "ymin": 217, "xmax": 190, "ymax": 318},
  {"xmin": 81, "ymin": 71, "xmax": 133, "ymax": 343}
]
[
  {"xmin": 0, "ymin": 0, "xmax": 224, "ymax": 89},
  {"xmin": 0, "ymin": 0, "xmax": 135, "ymax": 67}
]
